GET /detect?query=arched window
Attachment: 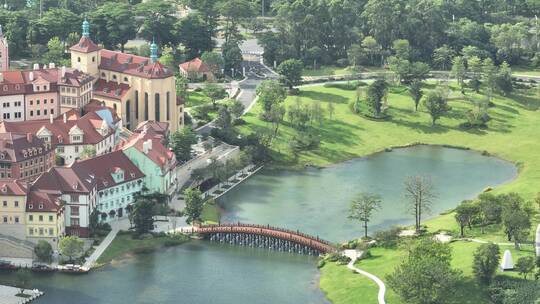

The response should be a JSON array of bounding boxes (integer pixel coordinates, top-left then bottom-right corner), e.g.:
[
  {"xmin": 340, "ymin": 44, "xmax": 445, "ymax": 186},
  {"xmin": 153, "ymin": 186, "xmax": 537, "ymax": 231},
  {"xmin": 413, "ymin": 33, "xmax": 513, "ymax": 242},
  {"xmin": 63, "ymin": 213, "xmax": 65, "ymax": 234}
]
[
  {"xmin": 155, "ymin": 93, "xmax": 160, "ymax": 121},
  {"xmin": 166, "ymin": 92, "xmax": 170, "ymax": 121},
  {"xmin": 125, "ymin": 100, "xmax": 130, "ymax": 124},
  {"xmin": 113, "ymin": 103, "xmax": 117, "ymax": 111},
  {"xmin": 77, "ymin": 57, "xmax": 81, "ymax": 63},
  {"xmin": 144, "ymin": 93, "xmax": 148, "ymax": 121},
  {"xmin": 135, "ymin": 91, "xmax": 139, "ymax": 119}
]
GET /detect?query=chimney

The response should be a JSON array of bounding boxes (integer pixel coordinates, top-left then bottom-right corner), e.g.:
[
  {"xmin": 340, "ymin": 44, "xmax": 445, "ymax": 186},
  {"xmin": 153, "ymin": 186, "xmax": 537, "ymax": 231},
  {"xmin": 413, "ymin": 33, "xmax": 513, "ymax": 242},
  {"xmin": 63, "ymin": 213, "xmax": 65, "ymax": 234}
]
[
  {"xmin": 26, "ymin": 133, "xmax": 33, "ymax": 143},
  {"xmin": 63, "ymin": 113, "xmax": 67, "ymax": 123},
  {"xmin": 49, "ymin": 62, "xmax": 55, "ymax": 69},
  {"xmin": 61, "ymin": 66, "xmax": 66, "ymax": 78},
  {"xmin": 29, "ymin": 72, "xmax": 34, "ymax": 81},
  {"xmin": 33, "ymin": 63, "xmax": 39, "ymax": 70},
  {"xmin": 49, "ymin": 114, "xmax": 53, "ymax": 124}
]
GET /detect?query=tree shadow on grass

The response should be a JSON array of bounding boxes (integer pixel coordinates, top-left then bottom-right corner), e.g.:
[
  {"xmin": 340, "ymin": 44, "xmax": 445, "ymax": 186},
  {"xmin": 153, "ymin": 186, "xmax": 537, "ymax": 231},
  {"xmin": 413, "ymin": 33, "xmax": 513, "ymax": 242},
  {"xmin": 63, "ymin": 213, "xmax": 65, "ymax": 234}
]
[
  {"xmin": 447, "ymin": 278, "xmax": 491, "ymax": 304},
  {"xmin": 493, "ymin": 103, "xmax": 520, "ymax": 115},
  {"xmin": 508, "ymin": 93, "xmax": 540, "ymax": 111},
  {"xmin": 300, "ymin": 90, "xmax": 350, "ymax": 104},
  {"xmin": 388, "ymin": 118, "xmax": 451, "ymax": 134}
]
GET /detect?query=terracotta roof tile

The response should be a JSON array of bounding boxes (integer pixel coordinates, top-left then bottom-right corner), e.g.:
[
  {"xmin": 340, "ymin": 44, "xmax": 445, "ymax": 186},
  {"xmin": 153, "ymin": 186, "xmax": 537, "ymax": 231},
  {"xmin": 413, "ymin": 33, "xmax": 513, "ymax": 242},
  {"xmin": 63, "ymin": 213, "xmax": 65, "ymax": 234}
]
[
  {"xmin": 99, "ymin": 49, "xmax": 173, "ymax": 79},
  {"xmin": 179, "ymin": 58, "xmax": 211, "ymax": 73},
  {"xmin": 0, "ymin": 179, "xmax": 28, "ymax": 196},
  {"xmin": 93, "ymin": 79, "xmax": 131, "ymax": 100},
  {"xmin": 70, "ymin": 36, "xmax": 100, "ymax": 53}
]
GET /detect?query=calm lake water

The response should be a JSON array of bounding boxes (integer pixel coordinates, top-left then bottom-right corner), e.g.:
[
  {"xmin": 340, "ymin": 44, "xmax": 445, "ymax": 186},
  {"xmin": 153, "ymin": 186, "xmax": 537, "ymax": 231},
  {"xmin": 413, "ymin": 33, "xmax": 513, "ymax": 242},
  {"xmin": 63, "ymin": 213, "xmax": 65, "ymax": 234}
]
[{"xmin": 3, "ymin": 146, "xmax": 517, "ymax": 304}]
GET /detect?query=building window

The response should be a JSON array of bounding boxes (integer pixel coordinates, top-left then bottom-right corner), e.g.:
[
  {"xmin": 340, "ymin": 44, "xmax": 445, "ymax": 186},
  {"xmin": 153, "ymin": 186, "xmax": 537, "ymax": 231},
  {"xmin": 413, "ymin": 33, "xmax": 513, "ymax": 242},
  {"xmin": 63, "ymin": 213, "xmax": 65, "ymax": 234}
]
[
  {"xmin": 2, "ymin": 216, "xmax": 6, "ymax": 223},
  {"xmin": 144, "ymin": 93, "xmax": 148, "ymax": 120},
  {"xmin": 30, "ymin": 110, "xmax": 33, "ymax": 116},
  {"xmin": 71, "ymin": 206, "xmax": 79, "ymax": 216},
  {"xmin": 166, "ymin": 92, "xmax": 170, "ymax": 120},
  {"xmin": 48, "ymin": 215, "xmax": 53, "ymax": 222},
  {"xmin": 14, "ymin": 216, "xmax": 19, "ymax": 223},
  {"xmin": 92, "ymin": 56, "xmax": 95, "ymax": 62},
  {"xmin": 44, "ymin": 99, "xmax": 47, "ymax": 104},
  {"xmin": 101, "ymin": 72, "xmax": 106, "ymax": 78},
  {"xmin": 29, "ymin": 215, "xmax": 33, "ymax": 221},
  {"xmin": 2, "ymin": 201, "xmax": 6, "ymax": 207},
  {"xmin": 48, "ymin": 228, "xmax": 54, "ymax": 235},
  {"xmin": 126, "ymin": 100, "xmax": 130, "ymax": 124},
  {"xmin": 38, "ymin": 215, "xmax": 43, "ymax": 222},
  {"xmin": 72, "ymin": 218, "xmax": 80, "ymax": 226},
  {"xmin": 112, "ymin": 75, "xmax": 117, "ymax": 80},
  {"xmin": 29, "ymin": 228, "xmax": 33, "ymax": 235},
  {"xmin": 78, "ymin": 57, "xmax": 81, "ymax": 62},
  {"xmin": 14, "ymin": 201, "xmax": 18, "ymax": 207},
  {"xmin": 135, "ymin": 90, "xmax": 139, "ymax": 119},
  {"xmin": 155, "ymin": 93, "xmax": 160, "ymax": 121},
  {"xmin": 39, "ymin": 228, "xmax": 44, "ymax": 235}
]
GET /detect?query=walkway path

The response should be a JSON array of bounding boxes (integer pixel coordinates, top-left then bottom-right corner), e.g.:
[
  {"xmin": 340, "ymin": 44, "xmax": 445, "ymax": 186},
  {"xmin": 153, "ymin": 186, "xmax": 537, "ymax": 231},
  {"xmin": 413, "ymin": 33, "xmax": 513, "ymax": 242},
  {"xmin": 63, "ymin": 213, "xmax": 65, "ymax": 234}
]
[
  {"xmin": 82, "ymin": 226, "xmax": 119, "ymax": 270},
  {"xmin": 343, "ymin": 250, "xmax": 386, "ymax": 304}
]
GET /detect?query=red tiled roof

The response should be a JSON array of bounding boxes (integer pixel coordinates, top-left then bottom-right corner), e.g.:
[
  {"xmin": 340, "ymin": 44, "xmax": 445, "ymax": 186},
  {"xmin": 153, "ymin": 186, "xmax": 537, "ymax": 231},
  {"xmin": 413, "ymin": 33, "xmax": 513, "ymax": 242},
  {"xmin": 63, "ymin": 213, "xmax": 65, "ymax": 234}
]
[
  {"xmin": 84, "ymin": 100, "xmax": 121, "ymax": 123},
  {"xmin": 26, "ymin": 190, "xmax": 62, "ymax": 212},
  {"xmin": 134, "ymin": 120, "xmax": 169, "ymax": 136},
  {"xmin": 70, "ymin": 36, "xmax": 100, "ymax": 53},
  {"xmin": 120, "ymin": 130, "xmax": 176, "ymax": 172},
  {"xmin": 0, "ymin": 112, "xmax": 112, "ymax": 146},
  {"xmin": 0, "ymin": 68, "xmax": 93, "ymax": 96},
  {"xmin": 93, "ymin": 79, "xmax": 131, "ymax": 100},
  {"xmin": 99, "ymin": 49, "xmax": 173, "ymax": 79},
  {"xmin": 72, "ymin": 151, "xmax": 144, "ymax": 190},
  {"xmin": 0, "ymin": 179, "xmax": 28, "ymax": 196},
  {"xmin": 0, "ymin": 132, "xmax": 51, "ymax": 163},
  {"xmin": 179, "ymin": 58, "xmax": 211, "ymax": 74},
  {"xmin": 32, "ymin": 165, "xmax": 97, "ymax": 194}
]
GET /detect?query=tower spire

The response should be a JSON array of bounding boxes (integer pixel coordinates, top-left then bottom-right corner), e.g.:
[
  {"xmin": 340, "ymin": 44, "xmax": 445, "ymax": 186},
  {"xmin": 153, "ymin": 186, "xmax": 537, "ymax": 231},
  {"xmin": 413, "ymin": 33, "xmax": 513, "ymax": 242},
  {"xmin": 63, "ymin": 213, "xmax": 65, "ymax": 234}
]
[
  {"xmin": 82, "ymin": 18, "xmax": 90, "ymax": 38},
  {"xmin": 150, "ymin": 38, "xmax": 158, "ymax": 63}
]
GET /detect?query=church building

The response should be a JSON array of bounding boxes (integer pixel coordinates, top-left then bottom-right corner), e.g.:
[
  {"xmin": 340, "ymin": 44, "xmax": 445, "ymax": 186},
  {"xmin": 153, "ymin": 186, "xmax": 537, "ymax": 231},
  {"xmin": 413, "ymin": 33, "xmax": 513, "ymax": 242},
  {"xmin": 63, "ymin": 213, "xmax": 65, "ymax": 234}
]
[{"xmin": 69, "ymin": 20, "xmax": 184, "ymax": 131}]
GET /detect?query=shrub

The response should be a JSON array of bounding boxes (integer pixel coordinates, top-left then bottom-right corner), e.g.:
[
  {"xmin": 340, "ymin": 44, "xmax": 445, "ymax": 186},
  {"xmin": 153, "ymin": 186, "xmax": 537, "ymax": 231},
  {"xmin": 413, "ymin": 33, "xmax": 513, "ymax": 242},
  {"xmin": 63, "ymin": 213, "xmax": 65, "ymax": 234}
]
[{"xmin": 374, "ymin": 226, "xmax": 402, "ymax": 248}]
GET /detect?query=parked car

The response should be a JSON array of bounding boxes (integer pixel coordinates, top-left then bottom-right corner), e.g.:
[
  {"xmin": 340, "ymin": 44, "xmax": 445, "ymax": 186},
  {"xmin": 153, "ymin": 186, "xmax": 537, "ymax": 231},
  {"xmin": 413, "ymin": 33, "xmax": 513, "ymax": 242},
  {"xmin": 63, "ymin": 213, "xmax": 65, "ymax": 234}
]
[
  {"xmin": 32, "ymin": 263, "xmax": 54, "ymax": 272},
  {"xmin": 0, "ymin": 260, "xmax": 16, "ymax": 270}
]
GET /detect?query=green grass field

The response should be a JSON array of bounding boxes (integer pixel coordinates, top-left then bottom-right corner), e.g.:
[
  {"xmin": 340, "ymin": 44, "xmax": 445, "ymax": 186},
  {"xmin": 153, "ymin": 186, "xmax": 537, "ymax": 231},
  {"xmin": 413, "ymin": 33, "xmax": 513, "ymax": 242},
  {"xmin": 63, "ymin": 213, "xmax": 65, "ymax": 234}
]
[
  {"xmin": 321, "ymin": 241, "xmax": 535, "ymax": 304},
  {"xmin": 239, "ymin": 82, "xmax": 540, "ymax": 303},
  {"xmin": 97, "ymin": 233, "xmax": 189, "ymax": 264},
  {"xmin": 185, "ymin": 91, "xmax": 209, "ymax": 108},
  {"xmin": 302, "ymin": 65, "xmax": 386, "ymax": 77}
]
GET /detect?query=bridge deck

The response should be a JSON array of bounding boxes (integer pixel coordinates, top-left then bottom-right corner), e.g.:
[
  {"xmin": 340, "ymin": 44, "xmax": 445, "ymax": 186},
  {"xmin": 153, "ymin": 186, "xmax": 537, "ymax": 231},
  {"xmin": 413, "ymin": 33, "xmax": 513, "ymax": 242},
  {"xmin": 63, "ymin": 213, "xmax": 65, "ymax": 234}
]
[{"xmin": 183, "ymin": 223, "xmax": 336, "ymax": 254}]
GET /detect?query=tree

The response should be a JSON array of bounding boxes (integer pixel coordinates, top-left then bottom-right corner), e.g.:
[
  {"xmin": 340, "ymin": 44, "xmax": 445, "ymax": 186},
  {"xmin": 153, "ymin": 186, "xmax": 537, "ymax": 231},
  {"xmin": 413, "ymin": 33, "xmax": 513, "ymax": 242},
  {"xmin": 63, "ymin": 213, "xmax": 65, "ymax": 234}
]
[
  {"xmin": 170, "ymin": 127, "xmax": 197, "ymax": 163},
  {"xmin": 422, "ymin": 91, "xmax": 449, "ymax": 126},
  {"xmin": 58, "ymin": 236, "xmax": 84, "ymax": 263},
  {"xmin": 202, "ymin": 82, "xmax": 227, "ymax": 109},
  {"xmin": 404, "ymin": 175, "xmax": 437, "ymax": 232},
  {"xmin": 131, "ymin": 198, "xmax": 155, "ymax": 235},
  {"xmin": 327, "ymin": 101, "xmax": 335, "ymax": 120},
  {"xmin": 362, "ymin": 36, "xmax": 381, "ymax": 66},
  {"xmin": 90, "ymin": 2, "xmax": 137, "ymax": 52},
  {"xmin": 451, "ymin": 56, "xmax": 467, "ymax": 93},
  {"xmin": 495, "ymin": 61, "xmax": 513, "ymax": 96},
  {"xmin": 516, "ymin": 256, "xmax": 535, "ymax": 279},
  {"xmin": 34, "ymin": 240, "xmax": 53, "ymax": 262},
  {"xmin": 44, "ymin": 36, "xmax": 64, "ymax": 65},
  {"xmin": 28, "ymin": 8, "xmax": 79, "ymax": 45},
  {"xmin": 215, "ymin": 105, "xmax": 232, "ymax": 129},
  {"xmin": 159, "ymin": 46, "xmax": 175, "ymax": 70},
  {"xmin": 408, "ymin": 80, "xmax": 423, "ymax": 111},
  {"xmin": 268, "ymin": 104, "xmax": 286, "ymax": 139},
  {"xmin": 535, "ymin": 192, "xmax": 540, "ymax": 211},
  {"xmin": 256, "ymin": 80, "xmax": 287, "ymax": 119},
  {"xmin": 277, "ymin": 59, "xmax": 303, "ymax": 90},
  {"xmin": 222, "ymin": 40, "xmax": 243, "ymax": 76},
  {"xmin": 473, "ymin": 243, "xmax": 500, "ymax": 284},
  {"xmin": 432, "ymin": 45, "xmax": 455, "ymax": 71},
  {"xmin": 348, "ymin": 192, "xmax": 382, "ymax": 238},
  {"xmin": 135, "ymin": 0, "xmax": 178, "ymax": 47},
  {"xmin": 218, "ymin": 0, "xmax": 256, "ymax": 44},
  {"xmin": 502, "ymin": 208, "xmax": 531, "ymax": 249},
  {"xmin": 177, "ymin": 13, "xmax": 215, "ymax": 59},
  {"xmin": 201, "ymin": 51, "xmax": 224, "ymax": 75},
  {"xmin": 387, "ymin": 239, "xmax": 461, "ymax": 304},
  {"xmin": 454, "ymin": 200, "xmax": 479, "ymax": 237},
  {"xmin": 366, "ymin": 79, "xmax": 388, "ymax": 116},
  {"xmin": 482, "ymin": 58, "xmax": 497, "ymax": 101},
  {"xmin": 79, "ymin": 146, "xmax": 96, "ymax": 160},
  {"xmin": 392, "ymin": 39, "xmax": 411, "ymax": 60},
  {"xmin": 183, "ymin": 188, "xmax": 204, "ymax": 225},
  {"xmin": 477, "ymin": 193, "xmax": 503, "ymax": 233},
  {"xmin": 228, "ymin": 99, "xmax": 245, "ymax": 121}
]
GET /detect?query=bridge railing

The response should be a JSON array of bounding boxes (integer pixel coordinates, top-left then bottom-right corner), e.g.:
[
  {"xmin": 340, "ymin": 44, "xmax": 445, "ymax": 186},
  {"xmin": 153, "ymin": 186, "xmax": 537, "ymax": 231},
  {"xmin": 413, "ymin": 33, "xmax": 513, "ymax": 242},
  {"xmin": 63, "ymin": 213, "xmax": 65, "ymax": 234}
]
[{"xmin": 199, "ymin": 222, "xmax": 334, "ymax": 246}]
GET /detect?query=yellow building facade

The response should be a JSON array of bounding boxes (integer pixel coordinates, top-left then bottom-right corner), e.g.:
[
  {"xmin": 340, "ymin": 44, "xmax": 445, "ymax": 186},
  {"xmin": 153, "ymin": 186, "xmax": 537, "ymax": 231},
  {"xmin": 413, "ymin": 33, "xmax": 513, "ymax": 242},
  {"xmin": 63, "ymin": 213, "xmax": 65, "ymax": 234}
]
[{"xmin": 0, "ymin": 180, "xmax": 27, "ymax": 240}]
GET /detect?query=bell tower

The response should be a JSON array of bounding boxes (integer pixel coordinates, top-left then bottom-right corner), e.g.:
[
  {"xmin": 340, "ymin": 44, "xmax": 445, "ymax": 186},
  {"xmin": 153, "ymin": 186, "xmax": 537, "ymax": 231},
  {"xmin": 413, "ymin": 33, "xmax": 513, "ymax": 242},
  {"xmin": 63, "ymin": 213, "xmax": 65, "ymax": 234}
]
[
  {"xmin": 69, "ymin": 18, "xmax": 100, "ymax": 78},
  {"xmin": 0, "ymin": 25, "xmax": 9, "ymax": 72}
]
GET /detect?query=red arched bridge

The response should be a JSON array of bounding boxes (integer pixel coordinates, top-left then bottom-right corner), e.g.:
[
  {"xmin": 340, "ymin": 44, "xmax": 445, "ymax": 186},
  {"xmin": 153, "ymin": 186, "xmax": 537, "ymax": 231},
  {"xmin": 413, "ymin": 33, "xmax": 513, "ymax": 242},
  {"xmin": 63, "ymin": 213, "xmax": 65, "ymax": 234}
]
[{"xmin": 180, "ymin": 223, "xmax": 337, "ymax": 256}]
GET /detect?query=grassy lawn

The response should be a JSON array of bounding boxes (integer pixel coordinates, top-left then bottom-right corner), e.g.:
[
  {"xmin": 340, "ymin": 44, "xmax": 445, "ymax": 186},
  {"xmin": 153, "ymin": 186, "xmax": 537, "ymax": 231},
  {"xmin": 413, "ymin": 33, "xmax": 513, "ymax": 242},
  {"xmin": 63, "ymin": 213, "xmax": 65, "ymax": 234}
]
[
  {"xmin": 321, "ymin": 241, "xmax": 535, "ymax": 304},
  {"xmin": 512, "ymin": 67, "xmax": 540, "ymax": 77},
  {"xmin": 201, "ymin": 200, "xmax": 220, "ymax": 224},
  {"xmin": 185, "ymin": 91, "xmax": 209, "ymax": 108},
  {"xmin": 239, "ymin": 82, "xmax": 540, "ymax": 200},
  {"xmin": 97, "ymin": 232, "xmax": 189, "ymax": 264}
]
